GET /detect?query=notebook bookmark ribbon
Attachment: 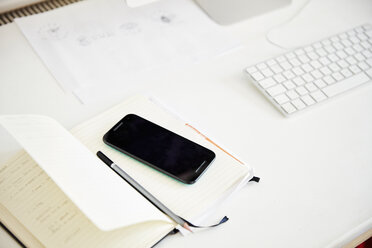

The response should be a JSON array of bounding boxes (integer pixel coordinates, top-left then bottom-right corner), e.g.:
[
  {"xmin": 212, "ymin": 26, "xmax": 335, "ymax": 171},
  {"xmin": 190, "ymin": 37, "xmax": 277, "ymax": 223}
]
[{"xmin": 179, "ymin": 215, "xmax": 229, "ymax": 229}]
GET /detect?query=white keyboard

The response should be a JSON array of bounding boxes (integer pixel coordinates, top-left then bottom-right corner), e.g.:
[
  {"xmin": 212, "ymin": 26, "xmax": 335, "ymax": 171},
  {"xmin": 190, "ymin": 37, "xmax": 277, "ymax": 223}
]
[{"xmin": 245, "ymin": 24, "xmax": 372, "ymax": 116}]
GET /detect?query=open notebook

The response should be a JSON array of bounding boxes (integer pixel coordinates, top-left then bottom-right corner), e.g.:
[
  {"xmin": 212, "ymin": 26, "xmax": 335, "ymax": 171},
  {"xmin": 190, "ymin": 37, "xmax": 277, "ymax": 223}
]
[{"xmin": 0, "ymin": 96, "xmax": 253, "ymax": 247}]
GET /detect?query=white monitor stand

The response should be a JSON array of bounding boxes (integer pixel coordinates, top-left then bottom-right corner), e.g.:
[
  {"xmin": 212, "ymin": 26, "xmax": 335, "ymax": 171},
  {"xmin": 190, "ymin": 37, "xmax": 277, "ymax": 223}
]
[{"xmin": 194, "ymin": 0, "xmax": 291, "ymax": 25}]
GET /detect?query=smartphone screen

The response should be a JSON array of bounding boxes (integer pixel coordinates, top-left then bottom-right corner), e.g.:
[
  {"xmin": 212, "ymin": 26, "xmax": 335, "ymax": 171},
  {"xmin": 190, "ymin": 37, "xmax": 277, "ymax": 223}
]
[{"xmin": 103, "ymin": 114, "xmax": 215, "ymax": 184}]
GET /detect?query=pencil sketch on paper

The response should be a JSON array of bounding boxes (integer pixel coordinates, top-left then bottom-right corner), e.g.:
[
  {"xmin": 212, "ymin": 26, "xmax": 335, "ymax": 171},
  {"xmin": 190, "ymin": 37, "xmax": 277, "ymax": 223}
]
[
  {"xmin": 152, "ymin": 11, "xmax": 178, "ymax": 25},
  {"xmin": 76, "ymin": 31, "xmax": 115, "ymax": 46},
  {"xmin": 118, "ymin": 22, "xmax": 141, "ymax": 35},
  {"xmin": 15, "ymin": 0, "xmax": 240, "ymax": 103},
  {"xmin": 38, "ymin": 23, "xmax": 68, "ymax": 40}
]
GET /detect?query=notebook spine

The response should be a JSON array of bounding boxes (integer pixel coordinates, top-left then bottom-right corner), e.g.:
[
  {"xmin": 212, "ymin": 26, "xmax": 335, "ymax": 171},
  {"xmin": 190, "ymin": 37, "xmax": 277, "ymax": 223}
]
[{"xmin": 0, "ymin": 221, "xmax": 26, "ymax": 248}]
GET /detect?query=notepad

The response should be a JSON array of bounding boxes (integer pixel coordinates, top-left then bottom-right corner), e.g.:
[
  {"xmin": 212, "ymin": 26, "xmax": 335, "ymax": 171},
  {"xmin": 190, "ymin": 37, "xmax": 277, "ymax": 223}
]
[{"xmin": 0, "ymin": 96, "xmax": 253, "ymax": 247}]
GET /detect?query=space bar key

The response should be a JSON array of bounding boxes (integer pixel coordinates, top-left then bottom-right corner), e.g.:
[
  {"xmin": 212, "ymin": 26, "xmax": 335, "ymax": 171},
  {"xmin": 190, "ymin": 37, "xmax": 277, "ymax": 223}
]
[{"xmin": 322, "ymin": 73, "xmax": 370, "ymax": 97}]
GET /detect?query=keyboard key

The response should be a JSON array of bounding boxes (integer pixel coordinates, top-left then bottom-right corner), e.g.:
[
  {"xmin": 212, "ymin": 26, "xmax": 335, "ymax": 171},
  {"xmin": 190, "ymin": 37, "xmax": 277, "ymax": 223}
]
[
  {"xmin": 276, "ymin": 55, "xmax": 286, "ymax": 63},
  {"xmin": 320, "ymin": 66, "xmax": 332, "ymax": 75},
  {"xmin": 307, "ymin": 52, "xmax": 319, "ymax": 60},
  {"xmin": 366, "ymin": 58, "xmax": 372, "ymax": 67},
  {"xmin": 311, "ymin": 70, "xmax": 323, "ymax": 79},
  {"xmin": 332, "ymin": 72, "xmax": 344, "ymax": 81},
  {"xmin": 347, "ymin": 30, "xmax": 357, "ymax": 36},
  {"xmin": 304, "ymin": 46, "xmax": 314, "ymax": 52},
  {"xmin": 295, "ymin": 49, "xmax": 305, "ymax": 56},
  {"xmin": 316, "ymin": 48, "xmax": 327, "ymax": 57},
  {"xmin": 273, "ymin": 74, "xmax": 286, "ymax": 83},
  {"xmin": 358, "ymin": 61, "xmax": 370, "ymax": 70},
  {"xmin": 281, "ymin": 102, "xmax": 296, "ymax": 114},
  {"xmin": 283, "ymin": 70, "xmax": 295, "ymax": 79},
  {"xmin": 354, "ymin": 53, "xmax": 365, "ymax": 61},
  {"xmin": 305, "ymin": 82, "xmax": 317, "ymax": 92},
  {"xmin": 362, "ymin": 24, "xmax": 372, "ymax": 30},
  {"xmin": 267, "ymin": 84, "xmax": 286, "ymax": 97},
  {"xmin": 293, "ymin": 67, "xmax": 305, "ymax": 76},
  {"xmin": 298, "ymin": 55, "xmax": 310, "ymax": 63},
  {"xmin": 321, "ymin": 39, "xmax": 331, "ymax": 46},
  {"xmin": 314, "ymin": 79, "xmax": 327, "ymax": 88},
  {"xmin": 323, "ymin": 75, "xmax": 336, "ymax": 85},
  {"xmin": 301, "ymin": 95, "xmax": 316, "ymax": 106},
  {"xmin": 301, "ymin": 64, "xmax": 313, "ymax": 72},
  {"xmin": 285, "ymin": 52, "xmax": 296, "ymax": 59},
  {"xmin": 345, "ymin": 47, "xmax": 356, "ymax": 55},
  {"xmin": 331, "ymin": 36, "xmax": 341, "ymax": 42},
  {"xmin": 296, "ymin": 86, "xmax": 308, "ymax": 96},
  {"xmin": 283, "ymin": 80, "xmax": 296, "ymax": 89},
  {"xmin": 327, "ymin": 54, "xmax": 339, "ymax": 62},
  {"xmin": 349, "ymin": 36, "xmax": 360, "ymax": 44},
  {"xmin": 251, "ymin": 71, "xmax": 265, "ymax": 81},
  {"xmin": 291, "ymin": 99, "xmax": 306, "ymax": 110},
  {"xmin": 280, "ymin": 61, "xmax": 292, "ymax": 70},
  {"xmin": 310, "ymin": 60, "xmax": 322, "ymax": 69},
  {"xmin": 355, "ymin": 26, "xmax": 364, "ymax": 33},
  {"xmin": 246, "ymin": 67, "xmax": 257, "ymax": 74},
  {"xmin": 274, "ymin": 94, "xmax": 290, "ymax": 105},
  {"xmin": 322, "ymin": 73, "xmax": 370, "ymax": 97},
  {"xmin": 346, "ymin": 56, "xmax": 357, "ymax": 65},
  {"xmin": 333, "ymin": 42, "xmax": 344, "ymax": 50},
  {"xmin": 342, "ymin": 39, "xmax": 353, "ymax": 47},
  {"xmin": 365, "ymin": 31, "xmax": 372, "ymax": 38},
  {"xmin": 338, "ymin": 33, "xmax": 348, "ymax": 40},
  {"xmin": 286, "ymin": 90, "xmax": 299, "ymax": 100},
  {"xmin": 329, "ymin": 63, "xmax": 341, "ymax": 72},
  {"xmin": 271, "ymin": 64, "xmax": 283, "ymax": 73},
  {"xmin": 261, "ymin": 68, "xmax": 274, "ymax": 77},
  {"xmin": 349, "ymin": 65, "xmax": 361, "ymax": 74},
  {"xmin": 292, "ymin": 77, "xmax": 306, "ymax": 86},
  {"xmin": 336, "ymin": 50, "xmax": 348, "ymax": 59},
  {"xmin": 267, "ymin": 59, "xmax": 277, "ymax": 66},
  {"xmin": 337, "ymin": 60, "xmax": 349, "ymax": 68},
  {"xmin": 362, "ymin": 50, "xmax": 372, "ymax": 58},
  {"xmin": 311, "ymin": 90, "xmax": 327, "ymax": 102},
  {"xmin": 258, "ymin": 78, "xmax": 276, "ymax": 89},
  {"xmin": 360, "ymin": 41, "xmax": 371, "ymax": 49},
  {"xmin": 365, "ymin": 68, "xmax": 372, "ymax": 78},
  {"xmin": 319, "ymin": 57, "xmax": 331, "ymax": 65},
  {"xmin": 353, "ymin": 44, "xmax": 364, "ymax": 52},
  {"xmin": 302, "ymin": 73, "xmax": 314, "ymax": 83},
  {"xmin": 340, "ymin": 68, "xmax": 353, "ymax": 78},
  {"xmin": 257, "ymin": 63, "xmax": 267, "ymax": 70},
  {"xmin": 357, "ymin": 33, "xmax": 368, "ymax": 40},
  {"xmin": 325, "ymin": 45, "xmax": 336, "ymax": 54},
  {"xmin": 289, "ymin": 58, "xmax": 301, "ymax": 67}
]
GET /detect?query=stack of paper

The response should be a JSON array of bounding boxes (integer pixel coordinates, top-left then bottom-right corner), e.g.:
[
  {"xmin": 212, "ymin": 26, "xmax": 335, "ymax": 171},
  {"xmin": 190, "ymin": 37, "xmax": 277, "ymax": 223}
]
[{"xmin": 15, "ymin": 0, "xmax": 240, "ymax": 103}]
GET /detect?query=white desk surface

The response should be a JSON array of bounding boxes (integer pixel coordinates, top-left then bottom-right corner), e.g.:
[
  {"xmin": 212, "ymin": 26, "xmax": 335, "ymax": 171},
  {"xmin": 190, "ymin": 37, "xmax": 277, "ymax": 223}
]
[{"xmin": 1, "ymin": 0, "xmax": 372, "ymax": 247}]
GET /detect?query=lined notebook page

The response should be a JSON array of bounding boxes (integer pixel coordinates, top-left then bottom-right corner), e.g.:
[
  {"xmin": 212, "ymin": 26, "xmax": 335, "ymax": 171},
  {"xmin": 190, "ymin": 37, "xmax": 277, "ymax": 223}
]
[
  {"xmin": 0, "ymin": 152, "xmax": 175, "ymax": 248},
  {"xmin": 71, "ymin": 96, "xmax": 252, "ymax": 220},
  {"xmin": 0, "ymin": 114, "xmax": 171, "ymax": 231},
  {"xmin": 0, "ymin": 201, "xmax": 43, "ymax": 248}
]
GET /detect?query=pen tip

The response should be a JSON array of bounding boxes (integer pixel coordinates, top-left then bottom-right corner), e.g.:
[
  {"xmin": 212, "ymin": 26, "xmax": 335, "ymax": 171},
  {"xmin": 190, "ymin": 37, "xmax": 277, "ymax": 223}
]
[{"xmin": 183, "ymin": 223, "xmax": 193, "ymax": 233}]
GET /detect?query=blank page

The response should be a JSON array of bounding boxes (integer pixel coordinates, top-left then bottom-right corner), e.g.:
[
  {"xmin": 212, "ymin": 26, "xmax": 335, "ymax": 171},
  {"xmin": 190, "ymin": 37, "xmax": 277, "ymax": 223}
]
[{"xmin": 0, "ymin": 115, "xmax": 171, "ymax": 231}]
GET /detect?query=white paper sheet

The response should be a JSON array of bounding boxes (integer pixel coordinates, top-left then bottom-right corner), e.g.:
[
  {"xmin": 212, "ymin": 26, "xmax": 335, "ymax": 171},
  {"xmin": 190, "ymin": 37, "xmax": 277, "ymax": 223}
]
[
  {"xmin": 15, "ymin": 0, "xmax": 240, "ymax": 103},
  {"xmin": 0, "ymin": 115, "xmax": 171, "ymax": 231}
]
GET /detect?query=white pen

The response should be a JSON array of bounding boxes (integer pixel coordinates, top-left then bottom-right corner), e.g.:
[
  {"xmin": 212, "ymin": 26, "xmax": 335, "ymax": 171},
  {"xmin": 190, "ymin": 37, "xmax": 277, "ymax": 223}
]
[{"xmin": 96, "ymin": 151, "xmax": 193, "ymax": 233}]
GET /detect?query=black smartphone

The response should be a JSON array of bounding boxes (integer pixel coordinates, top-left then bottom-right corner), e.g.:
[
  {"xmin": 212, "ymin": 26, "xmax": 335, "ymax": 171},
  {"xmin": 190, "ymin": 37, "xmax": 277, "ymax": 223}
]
[{"xmin": 103, "ymin": 114, "xmax": 215, "ymax": 184}]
